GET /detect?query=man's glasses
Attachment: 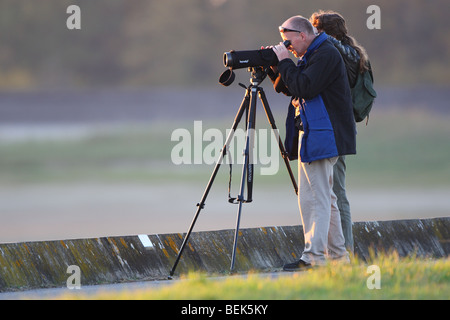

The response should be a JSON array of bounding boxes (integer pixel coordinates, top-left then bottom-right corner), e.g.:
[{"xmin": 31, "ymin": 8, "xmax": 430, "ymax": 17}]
[{"xmin": 279, "ymin": 26, "xmax": 303, "ymax": 34}]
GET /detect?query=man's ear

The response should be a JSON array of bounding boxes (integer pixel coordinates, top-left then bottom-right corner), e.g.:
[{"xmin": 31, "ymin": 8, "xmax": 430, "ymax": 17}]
[{"xmin": 299, "ymin": 32, "xmax": 306, "ymax": 41}]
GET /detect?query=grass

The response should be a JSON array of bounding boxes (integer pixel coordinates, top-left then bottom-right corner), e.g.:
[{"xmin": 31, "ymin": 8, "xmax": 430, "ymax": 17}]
[
  {"xmin": 59, "ymin": 253, "xmax": 450, "ymax": 300},
  {"xmin": 0, "ymin": 110, "xmax": 449, "ymax": 187},
  {"xmin": 345, "ymin": 110, "xmax": 450, "ymax": 187}
]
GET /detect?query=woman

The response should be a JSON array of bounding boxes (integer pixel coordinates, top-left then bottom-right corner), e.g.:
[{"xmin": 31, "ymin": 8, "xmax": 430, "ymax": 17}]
[
  {"xmin": 309, "ymin": 11, "xmax": 370, "ymax": 253},
  {"xmin": 310, "ymin": 10, "xmax": 369, "ymax": 87}
]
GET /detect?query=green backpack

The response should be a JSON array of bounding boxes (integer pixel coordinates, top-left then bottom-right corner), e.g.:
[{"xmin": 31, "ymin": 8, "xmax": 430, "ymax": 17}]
[{"xmin": 351, "ymin": 62, "xmax": 377, "ymax": 123}]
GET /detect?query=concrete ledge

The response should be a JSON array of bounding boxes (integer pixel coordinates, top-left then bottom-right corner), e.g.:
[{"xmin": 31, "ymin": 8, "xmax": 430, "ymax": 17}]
[{"xmin": 0, "ymin": 217, "xmax": 449, "ymax": 292}]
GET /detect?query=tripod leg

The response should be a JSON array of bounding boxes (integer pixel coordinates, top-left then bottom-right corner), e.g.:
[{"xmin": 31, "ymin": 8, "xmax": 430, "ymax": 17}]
[
  {"xmin": 168, "ymin": 90, "xmax": 251, "ymax": 278},
  {"xmin": 230, "ymin": 86, "xmax": 258, "ymax": 272},
  {"xmin": 259, "ymin": 88, "xmax": 298, "ymax": 195}
]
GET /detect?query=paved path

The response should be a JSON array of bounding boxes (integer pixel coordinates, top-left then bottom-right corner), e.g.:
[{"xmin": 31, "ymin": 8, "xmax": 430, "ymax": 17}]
[{"xmin": 0, "ymin": 270, "xmax": 291, "ymax": 300}]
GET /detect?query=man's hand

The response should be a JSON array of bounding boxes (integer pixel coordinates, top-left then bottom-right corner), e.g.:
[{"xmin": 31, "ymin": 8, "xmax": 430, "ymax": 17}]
[
  {"xmin": 272, "ymin": 42, "xmax": 290, "ymax": 61},
  {"xmin": 292, "ymin": 97, "xmax": 301, "ymax": 108}
]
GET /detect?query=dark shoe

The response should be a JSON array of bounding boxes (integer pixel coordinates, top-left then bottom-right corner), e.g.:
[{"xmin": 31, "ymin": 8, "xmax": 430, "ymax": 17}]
[{"xmin": 283, "ymin": 259, "xmax": 312, "ymax": 271}]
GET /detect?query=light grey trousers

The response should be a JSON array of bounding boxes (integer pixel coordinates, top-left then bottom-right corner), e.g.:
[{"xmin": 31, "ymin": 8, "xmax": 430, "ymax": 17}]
[{"xmin": 298, "ymin": 133, "xmax": 349, "ymax": 265}]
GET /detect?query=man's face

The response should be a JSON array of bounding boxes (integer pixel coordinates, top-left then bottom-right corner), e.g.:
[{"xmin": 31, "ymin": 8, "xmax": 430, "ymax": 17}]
[{"xmin": 279, "ymin": 26, "xmax": 308, "ymax": 58}]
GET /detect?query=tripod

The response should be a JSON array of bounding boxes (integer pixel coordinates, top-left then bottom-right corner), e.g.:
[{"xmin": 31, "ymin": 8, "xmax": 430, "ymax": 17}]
[{"xmin": 168, "ymin": 67, "xmax": 298, "ymax": 278}]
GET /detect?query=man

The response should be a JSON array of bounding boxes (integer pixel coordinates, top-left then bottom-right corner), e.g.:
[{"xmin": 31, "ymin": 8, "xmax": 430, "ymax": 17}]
[{"xmin": 270, "ymin": 16, "xmax": 356, "ymax": 270}]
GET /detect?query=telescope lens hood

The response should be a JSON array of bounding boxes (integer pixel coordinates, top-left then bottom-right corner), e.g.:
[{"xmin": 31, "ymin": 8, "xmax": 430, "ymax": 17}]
[{"xmin": 219, "ymin": 68, "xmax": 235, "ymax": 87}]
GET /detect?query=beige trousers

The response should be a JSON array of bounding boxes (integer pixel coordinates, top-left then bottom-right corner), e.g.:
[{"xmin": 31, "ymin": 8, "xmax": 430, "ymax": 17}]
[{"xmin": 298, "ymin": 133, "xmax": 349, "ymax": 265}]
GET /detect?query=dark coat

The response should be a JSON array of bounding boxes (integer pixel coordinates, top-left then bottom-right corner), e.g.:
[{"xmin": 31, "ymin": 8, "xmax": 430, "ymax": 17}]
[
  {"xmin": 327, "ymin": 35, "xmax": 360, "ymax": 88},
  {"xmin": 271, "ymin": 33, "xmax": 357, "ymax": 161}
]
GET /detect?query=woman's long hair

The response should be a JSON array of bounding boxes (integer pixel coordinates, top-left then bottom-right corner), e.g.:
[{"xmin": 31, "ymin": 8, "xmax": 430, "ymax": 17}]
[{"xmin": 310, "ymin": 10, "xmax": 369, "ymax": 73}]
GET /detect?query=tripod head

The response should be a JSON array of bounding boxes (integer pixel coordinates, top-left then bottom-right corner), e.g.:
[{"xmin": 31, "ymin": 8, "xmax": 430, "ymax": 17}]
[{"xmin": 248, "ymin": 67, "xmax": 268, "ymax": 86}]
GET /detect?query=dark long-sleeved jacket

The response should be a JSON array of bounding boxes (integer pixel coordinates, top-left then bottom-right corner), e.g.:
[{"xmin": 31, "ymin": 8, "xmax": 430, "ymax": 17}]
[
  {"xmin": 270, "ymin": 32, "xmax": 356, "ymax": 162},
  {"xmin": 327, "ymin": 36, "xmax": 360, "ymax": 88}
]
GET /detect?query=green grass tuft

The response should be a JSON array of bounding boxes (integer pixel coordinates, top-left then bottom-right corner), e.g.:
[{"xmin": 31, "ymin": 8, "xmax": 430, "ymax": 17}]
[{"xmin": 58, "ymin": 253, "xmax": 450, "ymax": 300}]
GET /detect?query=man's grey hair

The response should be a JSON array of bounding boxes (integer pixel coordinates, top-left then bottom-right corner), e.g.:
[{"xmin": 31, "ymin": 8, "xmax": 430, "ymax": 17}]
[{"xmin": 285, "ymin": 15, "xmax": 315, "ymax": 35}]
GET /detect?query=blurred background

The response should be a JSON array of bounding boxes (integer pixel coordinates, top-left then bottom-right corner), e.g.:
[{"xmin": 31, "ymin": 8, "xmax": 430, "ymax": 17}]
[{"xmin": 0, "ymin": 0, "xmax": 449, "ymax": 243}]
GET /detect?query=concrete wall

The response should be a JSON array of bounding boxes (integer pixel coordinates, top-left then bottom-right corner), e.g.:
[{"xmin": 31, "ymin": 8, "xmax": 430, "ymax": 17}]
[{"xmin": 0, "ymin": 217, "xmax": 448, "ymax": 292}]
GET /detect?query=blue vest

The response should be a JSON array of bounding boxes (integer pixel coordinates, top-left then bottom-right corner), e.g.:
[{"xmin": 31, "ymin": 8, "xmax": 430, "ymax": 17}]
[{"xmin": 285, "ymin": 33, "xmax": 338, "ymax": 163}]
